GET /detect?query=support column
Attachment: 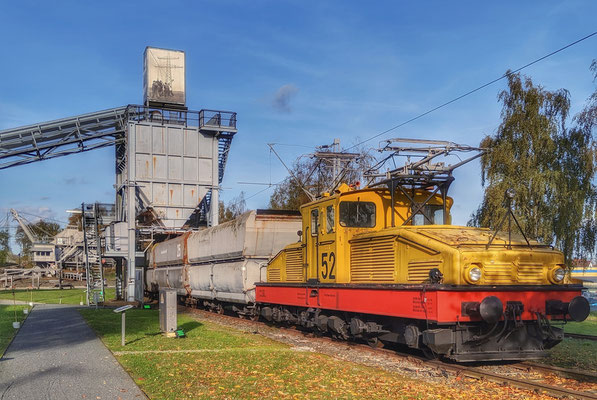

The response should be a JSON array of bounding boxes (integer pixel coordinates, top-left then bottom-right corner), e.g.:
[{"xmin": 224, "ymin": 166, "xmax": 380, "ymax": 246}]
[
  {"xmin": 210, "ymin": 134, "xmax": 219, "ymax": 227},
  {"xmin": 126, "ymin": 123, "xmax": 136, "ymax": 301},
  {"xmin": 115, "ymin": 259, "xmax": 123, "ymax": 300}
]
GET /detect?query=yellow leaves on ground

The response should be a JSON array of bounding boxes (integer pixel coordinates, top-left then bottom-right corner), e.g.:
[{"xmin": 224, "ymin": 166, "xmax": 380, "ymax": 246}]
[
  {"xmin": 118, "ymin": 350, "xmax": 560, "ymax": 400},
  {"xmin": 80, "ymin": 309, "xmax": 568, "ymax": 400}
]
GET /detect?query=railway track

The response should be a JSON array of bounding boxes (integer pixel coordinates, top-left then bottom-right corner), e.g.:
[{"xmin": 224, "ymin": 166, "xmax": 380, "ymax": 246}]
[
  {"xmin": 353, "ymin": 342, "xmax": 597, "ymax": 399},
  {"xmin": 351, "ymin": 340, "xmax": 597, "ymax": 399},
  {"xmin": 519, "ymin": 362, "xmax": 597, "ymax": 383},
  {"xmin": 182, "ymin": 305, "xmax": 597, "ymax": 400},
  {"xmin": 436, "ymin": 361, "xmax": 597, "ymax": 400},
  {"xmin": 565, "ymin": 332, "xmax": 597, "ymax": 341}
]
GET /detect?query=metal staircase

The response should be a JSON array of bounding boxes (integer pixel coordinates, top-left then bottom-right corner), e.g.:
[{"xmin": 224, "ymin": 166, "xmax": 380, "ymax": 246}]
[
  {"xmin": 184, "ymin": 126, "xmax": 236, "ymax": 227},
  {"xmin": 82, "ymin": 203, "xmax": 104, "ymax": 305},
  {"xmin": 57, "ymin": 243, "xmax": 83, "ymax": 269}
]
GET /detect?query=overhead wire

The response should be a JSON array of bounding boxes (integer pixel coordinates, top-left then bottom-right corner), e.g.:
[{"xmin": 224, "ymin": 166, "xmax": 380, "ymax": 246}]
[
  {"xmin": 15, "ymin": 210, "xmax": 69, "ymax": 225},
  {"xmin": 345, "ymin": 31, "xmax": 597, "ymax": 151},
  {"xmin": 245, "ymin": 182, "xmax": 282, "ymax": 201},
  {"xmin": 267, "ymin": 142, "xmax": 314, "ymax": 149},
  {"xmin": 244, "ymin": 31, "xmax": 597, "ymax": 203}
]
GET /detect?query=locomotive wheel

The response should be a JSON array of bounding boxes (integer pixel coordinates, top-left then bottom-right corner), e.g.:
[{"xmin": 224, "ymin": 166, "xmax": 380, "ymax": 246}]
[
  {"xmin": 367, "ymin": 337, "xmax": 383, "ymax": 349},
  {"xmin": 422, "ymin": 348, "xmax": 439, "ymax": 360}
]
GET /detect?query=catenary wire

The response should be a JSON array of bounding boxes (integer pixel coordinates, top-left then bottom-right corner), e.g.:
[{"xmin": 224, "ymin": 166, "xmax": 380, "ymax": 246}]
[
  {"xmin": 345, "ymin": 31, "xmax": 597, "ymax": 151},
  {"xmin": 244, "ymin": 31, "xmax": 597, "ymax": 202},
  {"xmin": 15, "ymin": 211, "xmax": 69, "ymax": 225}
]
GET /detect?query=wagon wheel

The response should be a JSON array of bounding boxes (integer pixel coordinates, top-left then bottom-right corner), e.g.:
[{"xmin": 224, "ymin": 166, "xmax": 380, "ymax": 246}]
[
  {"xmin": 216, "ymin": 304, "xmax": 224, "ymax": 314},
  {"xmin": 249, "ymin": 313, "xmax": 260, "ymax": 321}
]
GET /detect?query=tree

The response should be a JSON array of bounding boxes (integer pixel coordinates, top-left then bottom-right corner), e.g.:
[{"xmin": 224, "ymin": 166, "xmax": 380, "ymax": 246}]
[
  {"xmin": 15, "ymin": 220, "xmax": 62, "ymax": 254},
  {"xmin": 67, "ymin": 212, "xmax": 82, "ymax": 230},
  {"xmin": 269, "ymin": 144, "xmax": 373, "ymax": 210},
  {"xmin": 0, "ymin": 229, "xmax": 9, "ymax": 266},
  {"xmin": 269, "ymin": 156, "xmax": 320, "ymax": 211},
  {"xmin": 570, "ymin": 59, "xmax": 597, "ymax": 259},
  {"xmin": 470, "ymin": 70, "xmax": 597, "ymax": 264},
  {"xmin": 219, "ymin": 192, "xmax": 247, "ymax": 223}
]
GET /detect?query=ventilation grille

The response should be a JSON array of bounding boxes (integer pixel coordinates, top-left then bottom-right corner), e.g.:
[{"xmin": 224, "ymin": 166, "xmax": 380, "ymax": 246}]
[
  {"xmin": 483, "ymin": 262, "xmax": 512, "ymax": 284},
  {"xmin": 285, "ymin": 248, "xmax": 304, "ymax": 282},
  {"xmin": 407, "ymin": 260, "xmax": 441, "ymax": 282},
  {"xmin": 517, "ymin": 262, "xmax": 544, "ymax": 283},
  {"xmin": 350, "ymin": 236, "xmax": 396, "ymax": 282},
  {"xmin": 268, "ymin": 268, "xmax": 281, "ymax": 282}
]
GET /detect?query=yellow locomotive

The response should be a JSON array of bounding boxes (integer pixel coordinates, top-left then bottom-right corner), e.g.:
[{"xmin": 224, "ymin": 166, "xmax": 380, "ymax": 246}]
[
  {"xmin": 265, "ymin": 183, "xmax": 569, "ymax": 287},
  {"xmin": 255, "ymin": 140, "xmax": 590, "ymax": 361}
]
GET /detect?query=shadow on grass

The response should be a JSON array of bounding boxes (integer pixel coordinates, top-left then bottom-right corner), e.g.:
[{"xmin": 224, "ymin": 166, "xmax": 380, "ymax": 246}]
[
  {"xmin": 179, "ymin": 320, "xmax": 201, "ymax": 333},
  {"xmin": 80, "ymin": 309, "xmax": 204, "ymax": 339},
  {"xmin": 124, "ymin": 321, "xmax": 202, "ymax": 345}
]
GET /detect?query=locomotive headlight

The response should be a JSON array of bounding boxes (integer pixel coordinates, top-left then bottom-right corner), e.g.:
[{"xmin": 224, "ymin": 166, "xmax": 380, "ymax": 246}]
[
  {"xmin": 465, "ymin": 266, "xmax": 482, "ymax": 283},
  {"xmin": 551, "ymin": 267, "xmax": 566, "ymax": 283}
]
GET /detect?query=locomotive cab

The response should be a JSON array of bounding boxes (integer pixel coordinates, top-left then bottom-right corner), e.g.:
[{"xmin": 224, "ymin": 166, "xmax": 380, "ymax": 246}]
[{"xmin": 269, "ymin": 183, "xmax": 452, "ymax": 284}]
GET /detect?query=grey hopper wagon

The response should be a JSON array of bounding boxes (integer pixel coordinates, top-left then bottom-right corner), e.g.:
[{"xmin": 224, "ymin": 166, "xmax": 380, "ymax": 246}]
[{"xmin": 146, "ymin": 210, "xmax": 302, "ymax": 308}]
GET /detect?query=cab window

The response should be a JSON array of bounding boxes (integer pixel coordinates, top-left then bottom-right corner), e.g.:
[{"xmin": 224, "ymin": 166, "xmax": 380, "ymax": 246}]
[
  {"xmin": 311, "ymin": 209, "xmax": 319, "ymax": 236},
  {"xmin": 326, "ymin": 205, "xmax": 335, "ymax": 233},
  {"xmin": 339, "ymin": 201, "xmax": 376, "ymax": 228},
  {"xmin": 412, "ymin": 204, "xmax": 445, "ymax": 225}
]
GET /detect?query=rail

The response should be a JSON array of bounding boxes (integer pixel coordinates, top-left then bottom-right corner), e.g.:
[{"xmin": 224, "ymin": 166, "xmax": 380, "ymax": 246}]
[
  {"xmin": 565, "ymin": 332, "xmax": 597, "ymax": 341},
  {"xmin": 125, "ymin": 105, "xmax": 237, "ymax": 132}
]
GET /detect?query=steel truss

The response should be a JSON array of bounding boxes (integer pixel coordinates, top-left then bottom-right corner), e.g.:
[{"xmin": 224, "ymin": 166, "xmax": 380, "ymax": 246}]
[{"xmin": 0, "ymin": 107, "xmax": 128, "ymax": 169}]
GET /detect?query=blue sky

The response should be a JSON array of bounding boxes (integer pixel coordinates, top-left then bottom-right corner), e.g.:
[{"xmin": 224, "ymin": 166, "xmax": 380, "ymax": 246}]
[{"xmin": 1, "ymin": 1, "xmax": 596, "ymax": 250}]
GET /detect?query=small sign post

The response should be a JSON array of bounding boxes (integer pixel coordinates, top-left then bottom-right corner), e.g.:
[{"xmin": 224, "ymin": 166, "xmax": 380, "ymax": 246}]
[{"xmin": 113, "ymin": 305, "xmax": 134, "ymax": 346}]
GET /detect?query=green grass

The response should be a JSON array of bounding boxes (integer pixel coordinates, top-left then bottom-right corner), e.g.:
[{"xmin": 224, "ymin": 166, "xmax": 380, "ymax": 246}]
[
  {"xmin": 80, "ymin": 309, "xmax": 459, "ymax": 400},
  {"xmin": 78, "ymin": 309, "xmax": 281, "ymax": 352},
  {"xmin": 537, "ymin": 311, "xmax": 597, "ymax": 371},
  {"xmin": 562, "ymin": 310, "xmax": 597, "ymax": 335},
  {"xmin": 0, "ymin": 305, "xmax": 28, "ymax": 356},
  {"xmin": 541, "ymin": 338, "xmax": 597, "ymax": 372},
  {"xmin": 0, "ymin": 288, "xmax": 115, "ymax": 305}
]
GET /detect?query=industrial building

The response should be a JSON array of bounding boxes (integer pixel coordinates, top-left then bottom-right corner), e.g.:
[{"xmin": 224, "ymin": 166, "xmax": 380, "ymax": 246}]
[{"xmin": 0, "ymin": 47, "xmax": 237, "ymax": 303}]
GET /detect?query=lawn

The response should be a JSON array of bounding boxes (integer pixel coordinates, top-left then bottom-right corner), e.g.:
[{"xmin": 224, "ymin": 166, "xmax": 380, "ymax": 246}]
[
  {"xmin": 0, "ymin": 288, "xmax": 116, "ymax": 305},
  {"xmin": 80, "ymin": 309, "xmax": 472, "ymax": 400},
  {"xmin": 562, "ymin": 310, "xmax": 597, "ymax": 335},
  {"xmin": 534, "ymin": 311, "xmax": 597, "ymax": 371},
  {"xmin": 540, "ymin": 338, "xmax": 597, "ymax": 372},
  {"xmin": 0, "ymin": 304, "xmax": 27, "ymax": 357}
]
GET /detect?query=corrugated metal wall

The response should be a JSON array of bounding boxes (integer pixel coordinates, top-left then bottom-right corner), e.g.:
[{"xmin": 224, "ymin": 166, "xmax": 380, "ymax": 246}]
[{"xmin": 121, "ymin": 121, "xmax": 217, "ymax": 229}]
